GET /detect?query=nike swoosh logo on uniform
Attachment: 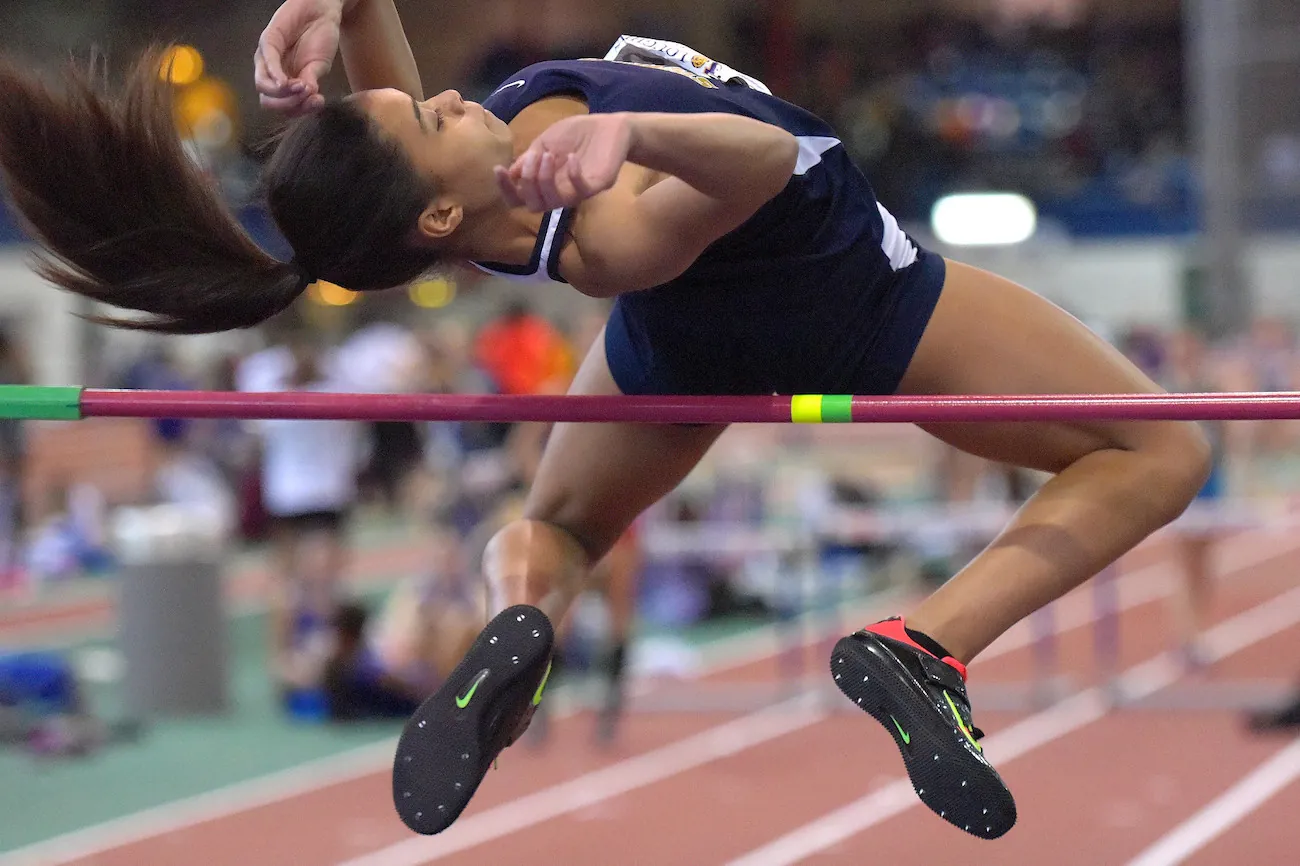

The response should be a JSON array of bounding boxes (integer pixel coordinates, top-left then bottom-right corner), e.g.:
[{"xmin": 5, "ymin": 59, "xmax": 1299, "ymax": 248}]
[
  {"xmin": 455, "ymin": 669, "xmax": 491, "ymax": 709},
  {"xmin": 492, "ymin": 79, "xmax": 526, "ymax": 95}
]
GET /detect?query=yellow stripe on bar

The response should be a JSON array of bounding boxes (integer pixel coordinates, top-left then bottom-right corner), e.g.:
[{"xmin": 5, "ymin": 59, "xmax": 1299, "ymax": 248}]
[
  {"xmin": 791, "ymin": 394, "xmax": 853, "ymax": 424},
  {"xmin": 791, "ymin": 394, "xmax": 824, "ymax": 423}
]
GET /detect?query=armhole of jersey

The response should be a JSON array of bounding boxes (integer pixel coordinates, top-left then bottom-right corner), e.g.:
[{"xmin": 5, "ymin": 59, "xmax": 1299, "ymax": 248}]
[
  {"xmin": 545, "ymin": 208, "xmax": 576, "ymax": 284},
  {"xmin": 471, "ymin": 208, "xmax": 571, "ymax": 285},
  {"xmin": 472, "ymin": 211, "xmax": 554, "ymax": 276}
]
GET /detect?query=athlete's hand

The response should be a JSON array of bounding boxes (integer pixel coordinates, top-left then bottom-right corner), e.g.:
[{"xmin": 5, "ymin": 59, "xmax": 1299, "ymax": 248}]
[
  {"xmin": 254, "ymin": 0, "xmax": 348, "ymax": 115},
  {"xmin": 495, "ymin": 113, "xmax": 634, "ymax": 211}
]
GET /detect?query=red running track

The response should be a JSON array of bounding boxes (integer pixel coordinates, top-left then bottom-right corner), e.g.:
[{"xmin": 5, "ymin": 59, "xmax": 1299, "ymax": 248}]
[{"xmin": 9, "ymin": 529, "xmax": 1300, "ymax": 866}]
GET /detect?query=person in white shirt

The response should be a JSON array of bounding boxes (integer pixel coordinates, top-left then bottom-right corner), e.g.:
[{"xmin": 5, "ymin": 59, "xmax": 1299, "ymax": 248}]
[
  {"xmin": 335, "ymin": 312, "xmax": 428, "ymax": 510},
  {"xmin": 238, "ymin": 334, "xmax": 364, "ymax": 692}
]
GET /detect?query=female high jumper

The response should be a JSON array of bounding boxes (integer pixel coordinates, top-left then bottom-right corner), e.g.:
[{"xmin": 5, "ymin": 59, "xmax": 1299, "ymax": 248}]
[{"xmin": 0, "ymin": 0, "xmax": 1209, "ymax": 841}]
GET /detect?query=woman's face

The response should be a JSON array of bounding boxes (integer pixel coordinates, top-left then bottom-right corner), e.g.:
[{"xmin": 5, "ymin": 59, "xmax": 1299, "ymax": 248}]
[{"xmin": 358, "ymin": 88, "xmax": 515, "ymax": 232}]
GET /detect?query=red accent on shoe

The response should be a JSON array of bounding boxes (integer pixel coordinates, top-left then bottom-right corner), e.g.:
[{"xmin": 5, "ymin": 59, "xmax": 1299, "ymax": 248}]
[
  {"xmin": 862, "ymin": 617, "xmax": 914, "ymax": 647},
  {"xmin": 863, "ymin": 618, "xmax": 969, "ymax": 681}
]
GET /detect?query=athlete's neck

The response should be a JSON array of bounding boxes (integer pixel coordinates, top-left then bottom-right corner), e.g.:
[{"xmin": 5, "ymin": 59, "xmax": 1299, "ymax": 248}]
[{"xmin": 442, "ymin": 204, "xmax": 548, "ymax": 266}]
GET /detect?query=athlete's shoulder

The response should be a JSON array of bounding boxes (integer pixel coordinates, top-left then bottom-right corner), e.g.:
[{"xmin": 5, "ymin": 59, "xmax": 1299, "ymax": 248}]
[{"xmin": 482, "ymin": 60, "xmax": 602, "ymax": 121}]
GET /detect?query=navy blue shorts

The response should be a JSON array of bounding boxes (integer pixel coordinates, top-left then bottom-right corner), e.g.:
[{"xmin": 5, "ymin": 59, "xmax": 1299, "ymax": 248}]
[{"xmin": 604, "ymin": 250, "xmax": 946, "ymax": 399}]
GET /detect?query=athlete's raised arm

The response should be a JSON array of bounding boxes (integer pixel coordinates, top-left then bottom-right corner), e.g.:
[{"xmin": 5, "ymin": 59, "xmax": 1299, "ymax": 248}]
[
  {"xmin": 497, "ymin": 111, "xmax": 799, "ymax": 296},
  {"xmin": 255, "ymin": 0, "xmax": 421, "ymax": 116}
]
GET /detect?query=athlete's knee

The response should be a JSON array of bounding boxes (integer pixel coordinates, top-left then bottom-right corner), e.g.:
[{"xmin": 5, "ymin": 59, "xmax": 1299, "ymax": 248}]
[
  {"xmin": 1136, "ymin": 420, "xmax": 1213, "ymax": 519},
  {"xmin": 482, "ymin": 518, "xmax": 593, "ymax": 607}
]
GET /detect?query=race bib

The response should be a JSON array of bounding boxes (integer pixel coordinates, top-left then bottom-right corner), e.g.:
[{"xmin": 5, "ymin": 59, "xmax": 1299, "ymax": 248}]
[{"xmin": 603, "ymin": 35, "xmax": 772, "ymax": 95}]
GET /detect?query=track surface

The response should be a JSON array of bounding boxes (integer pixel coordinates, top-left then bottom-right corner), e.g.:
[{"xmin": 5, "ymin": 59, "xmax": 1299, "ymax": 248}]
[{"xmin": 5, "ymin": 529, "xmax": 1300, "ymax": 866}]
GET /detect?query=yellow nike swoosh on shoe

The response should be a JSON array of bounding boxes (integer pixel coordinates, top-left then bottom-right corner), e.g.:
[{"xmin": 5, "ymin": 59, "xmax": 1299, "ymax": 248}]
[
  {"xmin": 890, "ymin": 715, "xmax": 911, "ymax": 745},
  {"xmin": 944, "ymin": 691, "xmax": 982, "ymax": 752},
  {"xmin": 456, "ymin": 669, "xmax": 490, "ymax": 709},
  {"xmin": 532, "ymin": 661, "xmax": 553, "ymax": 706}
]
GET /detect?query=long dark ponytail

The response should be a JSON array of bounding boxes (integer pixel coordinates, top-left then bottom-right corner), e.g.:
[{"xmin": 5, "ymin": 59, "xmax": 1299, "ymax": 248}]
[
  {"xmin": 0, "ymin": 48, "xmax": 308, "ymax": 333},
  {"xmin": 0, "ymin": 47, "xmax": 441, "ymax": 334}
]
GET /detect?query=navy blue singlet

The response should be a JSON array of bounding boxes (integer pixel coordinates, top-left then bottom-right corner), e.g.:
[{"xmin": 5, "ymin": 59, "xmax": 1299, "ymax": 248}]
[{"xmin": 477, "ymin": 55, "xmax": 946, "ymax": 397}]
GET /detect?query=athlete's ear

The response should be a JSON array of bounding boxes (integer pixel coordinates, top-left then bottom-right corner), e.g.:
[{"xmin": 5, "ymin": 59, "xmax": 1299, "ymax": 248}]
[{"xmin": 418, "ymin": 197, "xmax": 463, "ymax": 241}]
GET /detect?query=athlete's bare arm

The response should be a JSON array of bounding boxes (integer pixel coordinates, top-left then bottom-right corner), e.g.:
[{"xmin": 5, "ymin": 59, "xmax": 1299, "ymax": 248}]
[
  {"xmin": 339, "ymin": 0, "xmax": 422, "ymax": 97},
  {"xmin": 497, "ymin": 110, "xmax": 798, "ymax": 295},
  {"xmin": 255, "ymin": 0, "xmax": 421, "ymax": 114}
]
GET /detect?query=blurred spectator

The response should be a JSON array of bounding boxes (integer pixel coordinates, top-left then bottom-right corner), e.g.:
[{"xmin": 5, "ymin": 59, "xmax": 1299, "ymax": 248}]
[
  {"xmin": 204, "ymin": 352, "xmax": 259, "ymax": 496},
  {"xmin": 1163, "ymin": 329, "xmax": 1229, "ymax": 667},
  {"xmin": 1241, "ymin": 319, "xmax": 1300, "ymax": 459},
  {"xmin": 434, "ymin": 317, "xmax": 510, "ymax": 452},
  {"xmin": 239, "ymin": 331, "xmax": 364, "ymax": 695},
  {"xmin": 0, "ymin": 650, "xmax": 108, "ymax": 757},
  {"xmin": 411, "ymin": 318, "xmax": 504, "ymax": 520},
  {"xmin": 322, "ymin": 602, "xmax": 422, "ymax": 721},
  {"xmin": 474, "ymin": 301, "xmax": 575, "ymax": 397},
  {"xmin": 153, "ymin": 425, "xmax": 238, "ymax": 535},
  {"xmin": 729, "ymin": 8, "xmax": 1190, "ymax": 231},
  {"xmin": 336, "ymin": 304, "xmax": 427, "ymax": 511},
  {"xmin": 26, "ymin": 482, "xmax": 113, "ymax": 585},
  {"xmin": 324, "ymin": 535, "xmax": 482, "ymax": 722},
  {"xmin": 115, "ymin": 343, "xmax": 195, "ymax": 446}
]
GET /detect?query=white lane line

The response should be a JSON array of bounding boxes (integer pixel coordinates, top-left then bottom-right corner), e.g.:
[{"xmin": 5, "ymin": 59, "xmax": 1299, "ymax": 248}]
[
  {"xmin": 6, "ymin": 531, "xmax": 1289, "ymax": 866},
  {"xmin": 336, "ymin": 697, "xmax": 826, "ymax": 866},
  {"xmin": 1126, "ymin": 739, "xmax": 1300, "ymax": 866},
  {"xmin": 0, "ymin": 740, "xmax": 399, "ymax": 866},
  {"xmin": 724, "ymin": 583, "xmax": 1300, "ymax": 866},
  {"xmin": 319, "ymin": 555, "xmax": 1207, "ymax": 866},
  {"xmin": 0, "ymin": 593, "xmax": 905, "ymax": 866}
]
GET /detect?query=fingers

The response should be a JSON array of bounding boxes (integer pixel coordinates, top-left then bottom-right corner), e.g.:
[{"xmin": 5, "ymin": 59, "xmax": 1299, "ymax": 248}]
[
  {"xmin": 503, "ymin": 150, "xmax": 588, "ymax": 211},
  {"xmin": 254, "ymin": 48, "xmax": 274, "ymax": 93},
  {"xmin": 255, "ymin": 41, "xmax": 305, "ymax": 104},
  {"xmin": 568, "ymin": 159, "xmax": 595, "ymax": 201},
  {"xmin": 552, "ymin": 156, "xmax": 582, "ymax": 205},
  {"xmin": 255, "ymin": 16, "xmax": 332, "ymax": 117},
  {"xmin": 297, "ymin": 59, "xmax": 331, "ymax": 95},
  {"xmin": 260, "ymin": 92, "xmax": 325, "ymax": 115},
  {"xmin": 515, "ymin": 149, "xmax": 547, "ymax": 212},
  {"xmin": 256, "ymin": 45, "xmax": 324, "ymax": 116},
  {"xmin": 495, "ymin": 166, "xmax": 526, "ymax": 209},
  {"xmin": 260, "ymin": 38, "xmax": 289, "ymax": 90},
  {"xmin": 535, "ymin": 153, "xmax": 567, "ymax": 209},
  {"xmin": 498, "ymin": 143, "xmax": 610, "ymax": 211},
  {"xmin": 258, "ymin": 86, "xmax": 319, "ymax": 115}
]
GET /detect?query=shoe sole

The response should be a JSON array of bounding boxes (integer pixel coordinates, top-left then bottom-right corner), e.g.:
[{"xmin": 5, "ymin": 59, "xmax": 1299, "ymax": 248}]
[
  {"xmin": 392, "ymin": 605, "xmax": 554, "ymax": 835},
  {"xmin": 831, "ymin": 634, "xmax": 1017, "ymax": 839}
]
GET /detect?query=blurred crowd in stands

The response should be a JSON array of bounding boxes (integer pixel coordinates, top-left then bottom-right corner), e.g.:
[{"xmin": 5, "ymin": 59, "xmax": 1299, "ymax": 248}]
[
  {"xmin": 0, "ymin": 3, "xmax": 1214, "ymax": 246},
  {"xmin": 10, "ymin": 1, "xmax": 1300, "ymax": 745},
  {"xmin": 454, "ymin": 5, "xmax": 1199, "ymax": 235}
]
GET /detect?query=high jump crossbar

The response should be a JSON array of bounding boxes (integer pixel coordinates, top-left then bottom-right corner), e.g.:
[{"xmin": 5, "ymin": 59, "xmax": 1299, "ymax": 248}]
[{"xmin": 7, "ymin": 386, "xmax": 1300, "ymax": 424}]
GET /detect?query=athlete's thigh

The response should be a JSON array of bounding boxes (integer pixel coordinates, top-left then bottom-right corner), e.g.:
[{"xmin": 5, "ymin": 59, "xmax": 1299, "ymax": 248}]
[
  {"xmin": 524, "ymin": 327, "xmax": 727, "ymax": 557},
  {"xmin": 897, "ymin": 259, "xmax": 1188, "ymax": 470}
]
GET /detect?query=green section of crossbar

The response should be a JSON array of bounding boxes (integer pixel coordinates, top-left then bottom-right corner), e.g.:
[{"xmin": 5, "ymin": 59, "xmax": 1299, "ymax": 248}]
[{"xmin": 0, "ymin": 385, "xmax": 83, "ymax": 420}]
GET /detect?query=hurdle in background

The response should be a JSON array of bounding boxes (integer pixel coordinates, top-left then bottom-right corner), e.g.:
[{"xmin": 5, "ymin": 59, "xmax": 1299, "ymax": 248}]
[{"xmin": 7, "ymin": 386, "xmax": 1300, "ymax": 715}]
